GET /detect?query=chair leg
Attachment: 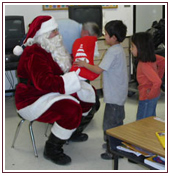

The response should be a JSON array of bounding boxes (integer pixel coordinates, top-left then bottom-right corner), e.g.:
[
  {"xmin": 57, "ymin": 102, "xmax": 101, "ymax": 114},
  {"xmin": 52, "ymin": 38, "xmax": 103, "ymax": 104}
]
[
  {"xmin": 29, "ymin": 121, "xmax": 38, "ymax": 157},
  {"xmin": 44, "ymin": 123, "xmax": 50, "ymax": 137},
  {"xmin": 11, "ymin": 118, "xmax": 25, "ymax": 148}
]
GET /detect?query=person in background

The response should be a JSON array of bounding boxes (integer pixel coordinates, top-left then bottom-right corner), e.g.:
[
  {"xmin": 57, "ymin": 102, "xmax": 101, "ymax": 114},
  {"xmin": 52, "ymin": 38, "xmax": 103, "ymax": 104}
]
[
  {"xmin": 13, "ymin": 15, "xmax": 99, "ymax": 165},
  {"xmin": 58, "ymin": 20, "xmax": 101, "ymax": 142},
  {"xmin": 57, "ymin": 19, "xmax": 82, "ymax": 55},
  {"xmin": 57, "ymin": 19, "xmax": 100, "ymax": 56},
  {"xmin": 74, "ymin": 20, "xmax": 128, "ymax": 159},
  {"xmin": 70, "ymin": 22, "xmax": 100, "ymax": 80},
  {"xmin": 130, "ymin": 32, "xmax": 165, "ymax": 120}
]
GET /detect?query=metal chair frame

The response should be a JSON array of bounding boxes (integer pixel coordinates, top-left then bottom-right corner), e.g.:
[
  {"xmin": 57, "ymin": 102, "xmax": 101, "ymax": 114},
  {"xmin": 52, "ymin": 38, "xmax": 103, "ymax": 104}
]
[{"xmin": 11, "ymin": 117, "xmax": 38, "ymax": 157}]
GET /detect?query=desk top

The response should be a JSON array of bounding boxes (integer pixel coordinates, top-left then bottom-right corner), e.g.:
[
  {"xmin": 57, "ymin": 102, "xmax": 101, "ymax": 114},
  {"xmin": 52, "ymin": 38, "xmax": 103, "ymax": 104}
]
[{"xmin": 106, "ymin": 116, "xmax": 165, "ymax": 157}]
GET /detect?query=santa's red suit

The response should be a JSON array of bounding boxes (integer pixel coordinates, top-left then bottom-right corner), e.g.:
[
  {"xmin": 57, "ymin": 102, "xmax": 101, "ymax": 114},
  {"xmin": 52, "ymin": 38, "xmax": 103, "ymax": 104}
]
[
  {"xmin": 13, "ymin": 15, "xmax": 99, "ymax": 165},
  {"xmin": 15, "ymin": 43, "xmax": 96, "ymax": 139}
]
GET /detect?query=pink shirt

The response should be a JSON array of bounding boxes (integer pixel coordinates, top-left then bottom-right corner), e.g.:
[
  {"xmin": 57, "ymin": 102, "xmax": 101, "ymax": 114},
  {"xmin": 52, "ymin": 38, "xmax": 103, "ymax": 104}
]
[{"xmin": 137, "ymin": 54, "xmax": 165, "ymax": 100}]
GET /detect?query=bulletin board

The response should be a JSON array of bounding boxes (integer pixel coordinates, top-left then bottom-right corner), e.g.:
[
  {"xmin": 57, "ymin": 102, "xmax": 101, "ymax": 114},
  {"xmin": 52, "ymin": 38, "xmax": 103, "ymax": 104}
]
[{"xmin": 43, "ymin": 5, "xmax": 118, "ymax": 10}]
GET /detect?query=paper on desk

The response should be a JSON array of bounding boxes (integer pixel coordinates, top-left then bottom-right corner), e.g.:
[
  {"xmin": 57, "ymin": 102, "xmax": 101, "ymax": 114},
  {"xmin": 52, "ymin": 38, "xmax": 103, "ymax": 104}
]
[
  {"xmin": 153, "ymin": 117, "xmax": 165, "ymax": 123},
  {"xmin": 116, "ymin": 146, "xmax": 142, "ymax": 157},
  {"xmin": 122, "ymin": 142, "xmax": 154, "ymax": 157},
  {"xmin": 144, "ymin": 155, "xmax": 165, "ymax": 170}
]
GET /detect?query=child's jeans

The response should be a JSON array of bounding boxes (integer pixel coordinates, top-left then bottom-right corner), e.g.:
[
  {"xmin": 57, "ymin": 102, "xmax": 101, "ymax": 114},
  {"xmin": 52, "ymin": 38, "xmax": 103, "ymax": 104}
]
[
  {"xmin": 103, "ymin": 103, "xmax": 125, "ymax": 131},
  {"xmin": 136, "ymin": 95, "xmax": 160, "ymax": 120},
  {"xmin": 103, "ymin": 103, "xmax": 125, "ymax": 150}
]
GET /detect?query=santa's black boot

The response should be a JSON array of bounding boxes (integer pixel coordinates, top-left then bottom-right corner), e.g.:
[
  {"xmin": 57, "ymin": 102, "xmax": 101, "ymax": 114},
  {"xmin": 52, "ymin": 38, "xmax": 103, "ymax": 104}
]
[
  {"xmin": 69, "ymin": 95, "xmax": 100, "ymax": 142},
  {"xmin": 44, "ymin": 133, "xmax": 71, "ymax": 165}
]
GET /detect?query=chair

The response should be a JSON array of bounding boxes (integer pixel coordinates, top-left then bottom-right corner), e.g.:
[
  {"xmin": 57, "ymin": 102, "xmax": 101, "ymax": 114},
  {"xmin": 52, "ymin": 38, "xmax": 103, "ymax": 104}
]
[
  {"xmin": 11, "ymin": 115, "xmax": 38, "ymax": 157},
  {"xmin": 44, "ymin": 123, "xmax": 51, "ymax": 137}
]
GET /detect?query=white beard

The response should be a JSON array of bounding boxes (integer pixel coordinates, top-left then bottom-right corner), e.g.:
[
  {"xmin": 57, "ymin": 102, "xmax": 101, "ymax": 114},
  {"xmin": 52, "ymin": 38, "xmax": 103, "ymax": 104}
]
[{"xmin": 35, "ymin": 33, "xmax": 72, "ymax": 73}]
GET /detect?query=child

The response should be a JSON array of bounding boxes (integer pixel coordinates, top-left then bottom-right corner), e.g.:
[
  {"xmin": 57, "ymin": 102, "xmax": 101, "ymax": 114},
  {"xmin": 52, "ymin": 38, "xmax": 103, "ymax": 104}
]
[
  {"xmin": 130, "ymin": 32, "xmax": 165, "ymax": 120},
  {"xmin": 74, "ymin": 20, "xmax": 128, "ymax": 159}
]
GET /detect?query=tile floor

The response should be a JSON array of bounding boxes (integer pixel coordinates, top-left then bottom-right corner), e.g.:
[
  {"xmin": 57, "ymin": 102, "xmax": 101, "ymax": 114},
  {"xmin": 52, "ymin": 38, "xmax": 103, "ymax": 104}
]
[{"xmin": 4, "ymin": 91, "xmax": 165, "ymax": 172}]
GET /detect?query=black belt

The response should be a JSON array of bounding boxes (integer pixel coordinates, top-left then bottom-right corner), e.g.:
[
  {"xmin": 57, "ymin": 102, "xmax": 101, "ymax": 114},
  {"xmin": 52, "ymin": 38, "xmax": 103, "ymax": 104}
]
[{"xmin": 19, "ymin": 78, "xmax": 34, "ymax": 86}]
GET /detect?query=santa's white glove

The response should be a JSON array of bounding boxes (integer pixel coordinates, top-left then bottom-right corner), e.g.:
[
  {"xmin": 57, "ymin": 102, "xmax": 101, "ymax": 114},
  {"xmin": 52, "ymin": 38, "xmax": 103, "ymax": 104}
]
[
  {"xmin": 61, "ymin": 71, "xmax": 81, "ymax": 95},
  {"xmin": 75, "ymin": 68, "xmax": 86, "ymax": 81},
  {"xmin": 77, "ymin": 81, "xmax": 96, "ymax": 103}
]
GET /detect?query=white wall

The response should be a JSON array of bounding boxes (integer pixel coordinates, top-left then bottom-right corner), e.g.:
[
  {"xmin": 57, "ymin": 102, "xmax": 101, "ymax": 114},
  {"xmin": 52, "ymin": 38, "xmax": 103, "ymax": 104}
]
[
  {"xmin": 135, "ymin": 5, "xmax": 163, "ymax": 32},
  {"xmin": 5, "ymin": 5, "xmax": 133, "ymax": 36}
]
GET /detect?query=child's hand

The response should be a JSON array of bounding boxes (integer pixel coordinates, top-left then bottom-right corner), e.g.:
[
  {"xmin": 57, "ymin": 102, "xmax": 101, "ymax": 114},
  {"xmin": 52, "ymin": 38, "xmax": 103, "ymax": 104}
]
[{"xmin": 73, "ymin": 58, "xmax": 87, "ymax": 67}]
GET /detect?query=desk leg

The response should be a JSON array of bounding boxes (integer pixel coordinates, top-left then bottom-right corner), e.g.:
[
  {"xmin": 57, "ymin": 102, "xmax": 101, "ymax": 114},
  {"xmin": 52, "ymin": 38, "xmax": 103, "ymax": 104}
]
[{"xmin": 114, "ymin": 155, "xmax": 119, "ymax": 170}]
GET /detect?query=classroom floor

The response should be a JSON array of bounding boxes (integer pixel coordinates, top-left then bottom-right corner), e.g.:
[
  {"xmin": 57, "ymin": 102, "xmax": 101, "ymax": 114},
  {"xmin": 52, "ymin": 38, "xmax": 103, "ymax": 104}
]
[{"xmin": 4, "ymin": 91, "xmax": 165, "ymax": 172}]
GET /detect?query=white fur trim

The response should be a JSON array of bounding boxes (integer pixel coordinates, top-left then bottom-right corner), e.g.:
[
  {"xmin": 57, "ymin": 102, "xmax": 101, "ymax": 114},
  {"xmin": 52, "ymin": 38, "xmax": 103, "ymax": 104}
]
[
  {"xmin": 17, "ymin": 92, "xmax": 79, "ymax": 121},
  {"xmin": 35, "ymin": 16, "xmax": 58, "ymax": 37},
  {"xmin": 78, "ymin": 76, "xmax": 86, "ymax": 81},
  {"xmin": 82, "ymin": 108, "xmax": 92, "ymax": 116},
  {"xmin": 13, "ymin": 45, "xmax": 23, "ymax": 56},
  {"xmin": 77, "ymin": 81, "xmax": 96, "ymax": 103},
  {"xmin": 62, "ymin": 72, "xmax": 81, "ymax": 95},
  {"xmin": 51, "ymin": 122, "xmax": 76, "ymax": 140},
  {"xmin": 76, "ymin": 68, "xmax": 86, "ymax": 81}
]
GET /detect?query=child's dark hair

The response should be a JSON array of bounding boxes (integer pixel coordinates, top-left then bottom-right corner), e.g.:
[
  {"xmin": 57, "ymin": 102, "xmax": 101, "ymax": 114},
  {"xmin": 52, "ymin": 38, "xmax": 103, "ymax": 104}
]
[
  {"xmin": 105, "ymin": 20, "xmax": 127, "ymax": 42},
  {"xmin": 131, "ymin": 32, "xmax": 156, "ymax": 62}
]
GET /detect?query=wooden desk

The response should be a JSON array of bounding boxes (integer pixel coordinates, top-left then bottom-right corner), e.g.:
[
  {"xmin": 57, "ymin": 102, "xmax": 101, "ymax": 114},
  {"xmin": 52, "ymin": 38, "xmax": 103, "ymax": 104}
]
[{"xmin": 106, "ymin": 116, "xmax": 165, "ymax": 169}]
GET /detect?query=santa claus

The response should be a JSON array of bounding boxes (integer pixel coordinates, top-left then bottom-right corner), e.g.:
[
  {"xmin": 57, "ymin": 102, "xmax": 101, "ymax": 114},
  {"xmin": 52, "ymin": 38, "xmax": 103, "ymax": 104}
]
[{"xmin": 13, "ymin": 15, "xmax": 100, "ymax": 165}]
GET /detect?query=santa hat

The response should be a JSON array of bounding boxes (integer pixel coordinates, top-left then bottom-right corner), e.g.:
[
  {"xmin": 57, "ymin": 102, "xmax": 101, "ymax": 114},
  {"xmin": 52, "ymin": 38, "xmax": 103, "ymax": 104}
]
[{"xmin": 13, "ymin": 15, "xmax": 58, "ymax": 56}]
